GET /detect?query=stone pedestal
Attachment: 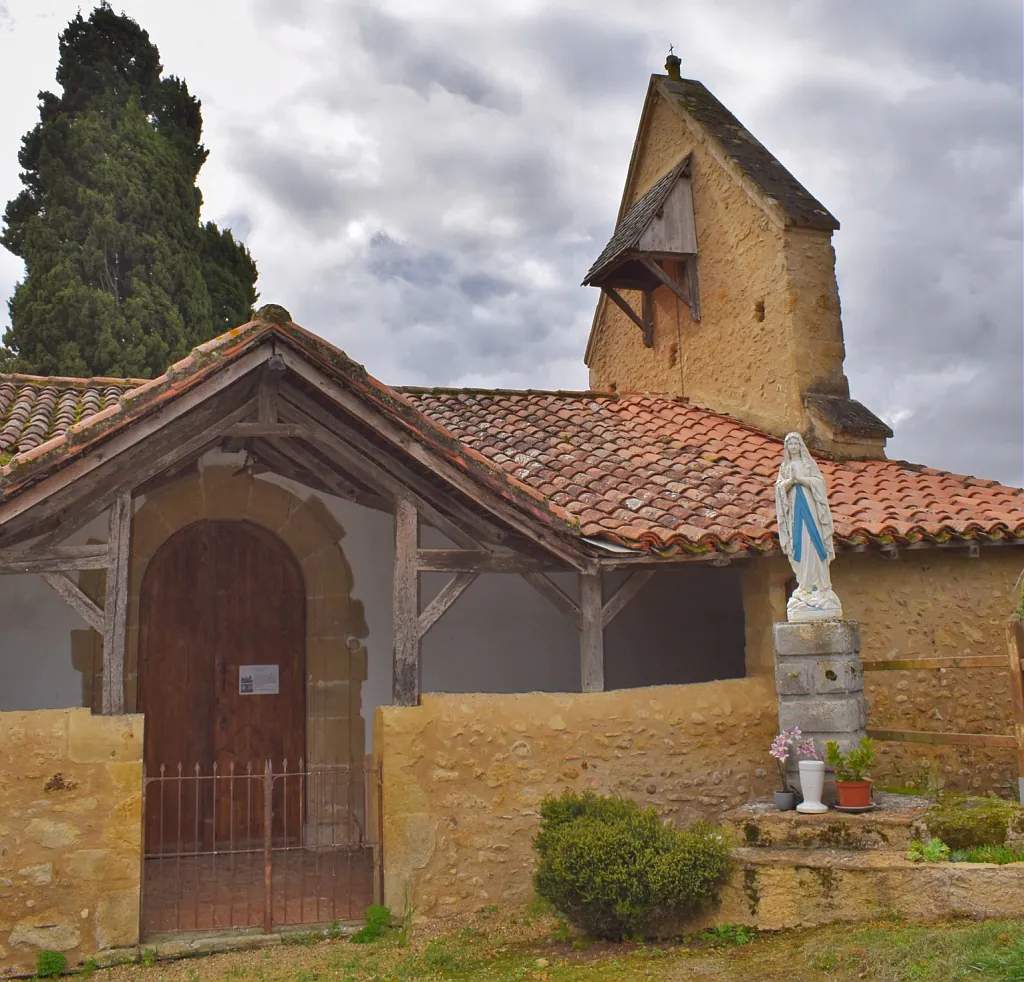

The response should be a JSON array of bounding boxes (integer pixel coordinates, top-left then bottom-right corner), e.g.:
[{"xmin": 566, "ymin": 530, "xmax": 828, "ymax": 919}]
[{"xmin": 773, "ymin": 619, "xmax": 866, "ymax": 798}]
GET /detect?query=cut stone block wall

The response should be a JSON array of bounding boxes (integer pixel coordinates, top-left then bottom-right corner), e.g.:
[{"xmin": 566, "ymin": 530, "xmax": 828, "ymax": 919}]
[
  {"xmin": 0, "ymin": 709, "xmax": 142, "ymax": 976},
  {"xmin": 374, "ymin": 678, "xmax": 777, "ymax": 918}
]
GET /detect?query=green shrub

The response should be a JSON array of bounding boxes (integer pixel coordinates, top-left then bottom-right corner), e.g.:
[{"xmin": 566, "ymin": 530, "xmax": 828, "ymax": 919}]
[
  {"xmin": 35, "ymin": 951, "xmax": 67, "ymax": 979},
  {"xmin": 533, "ymin": 791, "xmax": 731, "ymax": 941},
  {"xmin": 350, "ymin": 904, "xmax": 392, "ymax": 944},
  {"xmin": 926, "ymin": 794, "xmax": 1023, "ymax": 850},
  {"xmin": 906, "ymin": 838, "xmax": 950, "ymax": 863}
]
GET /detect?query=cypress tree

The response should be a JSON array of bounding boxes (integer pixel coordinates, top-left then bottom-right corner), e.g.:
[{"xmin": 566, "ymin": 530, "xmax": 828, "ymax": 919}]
[{"xmin": 0, "ymin": 3, "xmax": 257, "ymax": 378}]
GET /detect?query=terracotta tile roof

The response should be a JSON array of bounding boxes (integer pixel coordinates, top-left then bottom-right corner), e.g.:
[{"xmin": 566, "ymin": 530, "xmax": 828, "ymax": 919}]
[
  {"xmin": 0, "ymin": 374, "xmax": 143, "ymax": 461},
  {"xmin": 1, "ymin": 327, "xmax": 1021, "ymax": 558},
  {"xmin": 401, "ymin": 388, "xmax": 1024, "ymax": 556}
]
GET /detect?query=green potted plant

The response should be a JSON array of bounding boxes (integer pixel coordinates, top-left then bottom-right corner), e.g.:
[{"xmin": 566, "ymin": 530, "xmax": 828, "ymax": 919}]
[{"xmin": 825, "ymin": 737, "xmax": 876, "ymax": 808}]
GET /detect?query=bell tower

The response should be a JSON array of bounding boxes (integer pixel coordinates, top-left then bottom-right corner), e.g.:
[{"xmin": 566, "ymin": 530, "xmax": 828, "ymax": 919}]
[{"xmin": 584, "ymin": 54, "xmax": 891, "ymax": 460}]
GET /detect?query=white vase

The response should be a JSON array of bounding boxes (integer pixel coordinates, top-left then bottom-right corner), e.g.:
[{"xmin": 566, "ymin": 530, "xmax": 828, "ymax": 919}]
[{"xmin": 796, "ymin": 760, "xmax": 828, "ymax": 813}]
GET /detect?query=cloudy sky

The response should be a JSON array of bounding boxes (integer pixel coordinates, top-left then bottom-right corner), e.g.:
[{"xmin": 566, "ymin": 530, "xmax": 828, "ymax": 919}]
[{"xmin": 0, "ymin": 1, "xmax": 1021, "ymax": 485}]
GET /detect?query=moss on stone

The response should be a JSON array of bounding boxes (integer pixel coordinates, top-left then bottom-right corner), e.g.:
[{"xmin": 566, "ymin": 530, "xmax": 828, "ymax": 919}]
[
  {"xmin": 255, "ymin": 303, "xmax": 293, "ymax": 325},
  {"xmin": 925, "ymin": 794, "xmax": 1023, "ymax": 851}
]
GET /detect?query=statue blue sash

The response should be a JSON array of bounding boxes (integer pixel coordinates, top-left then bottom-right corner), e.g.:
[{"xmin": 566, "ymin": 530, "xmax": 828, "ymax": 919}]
[{"xmin": 792, "ymin": 484, "xmax": 828, "ymax": 563}]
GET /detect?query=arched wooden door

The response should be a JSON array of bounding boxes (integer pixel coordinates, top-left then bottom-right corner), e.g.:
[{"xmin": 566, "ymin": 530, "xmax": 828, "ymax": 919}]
[{"xmin": 139, "ymin": 520, "xmax": 305, "ymax": 850}]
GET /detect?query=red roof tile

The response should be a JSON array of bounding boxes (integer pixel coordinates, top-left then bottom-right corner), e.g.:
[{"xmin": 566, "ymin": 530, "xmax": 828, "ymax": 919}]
[{"xmin": 401, "ymin": 388, "xmax": 1024, "ymax": 555}]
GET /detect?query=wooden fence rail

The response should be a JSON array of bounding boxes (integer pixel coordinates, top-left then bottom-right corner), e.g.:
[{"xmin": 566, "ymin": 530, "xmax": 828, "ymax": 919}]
[{"xmin": 862, "ymin": 615, "xmax": 1024, "ymax": 803}]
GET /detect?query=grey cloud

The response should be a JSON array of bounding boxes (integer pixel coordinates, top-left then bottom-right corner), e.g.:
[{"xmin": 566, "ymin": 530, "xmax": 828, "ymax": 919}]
[
  {"xmin": 218, "ymin": 2, "xmax": 1021, "ymax": 485},
  {"xmin": 352, "ymin": 4, "xmax": 521, "ymax": 113}
]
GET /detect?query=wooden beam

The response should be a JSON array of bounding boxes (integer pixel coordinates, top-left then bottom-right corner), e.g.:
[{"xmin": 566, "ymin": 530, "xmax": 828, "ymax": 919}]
[
  {"xmin": 639, "ymin": 256, "xmax": 690, "ymax": 305},
  {"xmin": 685, "ymin": 254, "xmax": 701, "ymax": 321},
  {"xmin": 40, "ymin": 572, "xmax": 103, "ymax": 631},
  {"xmin": 416, "ymin": 549, "xmax": 555, "ymax": 574},
  {"xmin": 101, "ymin": 494, "xmax": 131, "ymax": 716},
  {"xmin": 640, "ymin": 289, "xmax": 654, "ymax": 347},
  {"xmin": 861, "ymin": 655, "xmax": 1007, "ymax": 671},
  {"xmin": 601, "ymin": 286, "xmax": 644, "ymax": 331},
  {"xmin": 0, "ymin": 544, "xmax": 109, "ymax": 574},
  {"xmin": 392, "ymin": 498, "xmax": 421, "ymax": 707},
  {"xmin": 522, "ymin": 572, "xmax": 581, "ymax": 629},
  {"xmin": 579, "ymin": 570, "xmax": 604, "ymax": 692},
  {"xmin": 226, "ymin": 422, "xmax": 312, "ymax": 438},
  {"xmin": 418, "ymin": 572, "xmax": 477, "ymax": 638},
  {"xmin": 258, "ymin": 368, "xmax": 280, "ymax": 424},
  {"xmin": 601, "ymin": 569, "xmax": 655, "ymax": 628},
  {"xmin": 866, "ymin": 728, "xmax": 1017, "ymax": 749}
]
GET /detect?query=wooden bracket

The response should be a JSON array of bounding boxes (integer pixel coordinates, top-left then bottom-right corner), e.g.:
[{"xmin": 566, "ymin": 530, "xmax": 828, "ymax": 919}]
[
  {"xmin": 639, "ymin": 256, "xmax": 690, "ymax": 305},
  {"xmin": 40, "ymin": 572, "xmax": 103, "ymax": 632},
  {"xmin": 521, "ymin": 572, "xmax": 581, "ymax": 629},
  {"xmin": 601, "ymin": 570, "xmax": 655, "ymax": 628},
  {"xmin": 601, "ymin": 287, "xmax": 653, "ymax": 348}
]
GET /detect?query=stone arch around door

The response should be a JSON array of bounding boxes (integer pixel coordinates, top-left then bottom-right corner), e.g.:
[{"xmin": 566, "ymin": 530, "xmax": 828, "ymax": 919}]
[{"xmin": 105, "ymin": 465, "xmax": 370, "ymax": 775}]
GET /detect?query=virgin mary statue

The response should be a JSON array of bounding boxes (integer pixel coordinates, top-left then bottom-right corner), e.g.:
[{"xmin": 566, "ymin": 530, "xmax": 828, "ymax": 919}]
[{"xmin": 775, "ymin": 432, "xmax": 843, "ymax": 622}]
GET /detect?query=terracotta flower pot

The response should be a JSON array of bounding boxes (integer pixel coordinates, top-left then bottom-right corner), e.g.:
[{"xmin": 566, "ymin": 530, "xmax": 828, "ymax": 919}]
[{"xmin": 836, "ymin": 779, "xmax": 872, "ymax": 808}]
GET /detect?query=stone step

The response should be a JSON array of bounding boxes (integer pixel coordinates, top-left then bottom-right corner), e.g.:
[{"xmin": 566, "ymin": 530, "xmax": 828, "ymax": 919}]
[
  {"xmin": 722, "ymin": 792, "xmax": 932, "ymax": 853},
  {"xmin": 696, "ymin": 846, "xmax": 1024, "ymax": 931}
]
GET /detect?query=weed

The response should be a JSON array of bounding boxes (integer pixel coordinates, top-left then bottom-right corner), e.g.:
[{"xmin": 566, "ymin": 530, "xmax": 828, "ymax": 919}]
[
  {"xmin": 36, "ymin": 951, "xmax": 67, "ymax": 979},
  {"xmin": 970, "ymin": 932, "xmax": 1024, "ymax": 980},
  {"xmin": 139, "ymin": 950, "xmax": 156, "ymax": 969},
  {"xmin": 699, "ymin": 923, "xmax": 757, "ymax": 947},
  {"xmin": 950, "ymin": 844, "xmax": 1024, "ymax": 864},
  {"xmin": 551, "ymin": 918, "xmax": 572, "ymax": 943},
  {"xmin": 185, "ymin": 969, "xmax": 199, "ymax": 982},
  {"xmin": 477, "ymin": 903, "xmax": 499, "ymax": 919},
  {"xmin": 351, "ymin": 903, "xmax": 392, "ymax": 944},
  {"xmin": 906, "ymin": 837, "xmax": 950, "ymax": 862}
]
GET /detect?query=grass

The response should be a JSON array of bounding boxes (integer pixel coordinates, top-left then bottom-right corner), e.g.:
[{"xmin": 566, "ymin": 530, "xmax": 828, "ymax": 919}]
[
  {"xmin": 98, "ymin": 912, "xmax": 1024, "ymax": 982},
  {"xmin": 951, "ymin": 844, "xmax": 1024, "ymax": 864}
]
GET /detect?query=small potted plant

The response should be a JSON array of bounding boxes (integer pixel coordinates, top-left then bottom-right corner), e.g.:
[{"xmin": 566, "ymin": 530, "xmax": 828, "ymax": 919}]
[
  {"xmin": 769, "ymin": 727, "xmax": 818, "ymax": 811},
  {"xmin": 825, "ymin": 737, "xmax": 876, "ymax": 808}
]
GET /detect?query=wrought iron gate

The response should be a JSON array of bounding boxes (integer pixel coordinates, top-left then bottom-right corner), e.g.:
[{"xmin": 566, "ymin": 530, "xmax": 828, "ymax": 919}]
[{"xmin": 141, "ymin": 757, "xmax": 382, "ymax": 938}]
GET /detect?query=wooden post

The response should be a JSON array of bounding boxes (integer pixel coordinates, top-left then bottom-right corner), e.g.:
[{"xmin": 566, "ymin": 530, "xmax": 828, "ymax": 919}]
[
  {"xmin": 101, "ymin": 493, "xmax": 131, "ymax": 715},
  {"xmin": 392, "ymin": 498, "xmax": 421, "ymax": 706},
  {"xmin": 1007, "ymin": 616, "xmax": 1024, "ymax": 804},
  {"xmin": 579, "ymin": 571, "xmax": 604, "ymax": 692}
]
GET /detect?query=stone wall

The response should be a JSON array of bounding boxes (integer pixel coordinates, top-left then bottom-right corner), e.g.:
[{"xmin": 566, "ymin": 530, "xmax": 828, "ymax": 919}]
[
  {"xmin": 374, "ymin": 677, "xmax": 777, "ymax": 918},
  {"xmin": 0, "ymin": 709, "xmax": 142, "ymax": 976},
  {"xmin": 834, "ymin": 548, "xmax": 1023, "ymax": 794}
]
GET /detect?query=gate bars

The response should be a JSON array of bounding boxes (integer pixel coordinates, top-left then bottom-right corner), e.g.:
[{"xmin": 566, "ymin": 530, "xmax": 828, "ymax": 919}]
[{"xmin": 141, "ymin": 756, "xmax": 382, "ymax": 938}]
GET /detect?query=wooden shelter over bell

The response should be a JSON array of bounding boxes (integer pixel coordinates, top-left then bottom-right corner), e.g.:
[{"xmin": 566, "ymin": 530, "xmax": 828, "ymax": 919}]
[{"xmin": 582, "ymin": 152, "xmax": 700, "ymax": 346}]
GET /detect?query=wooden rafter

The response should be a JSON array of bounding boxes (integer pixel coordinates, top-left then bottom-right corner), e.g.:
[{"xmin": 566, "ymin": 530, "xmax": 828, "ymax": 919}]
[{"xmin": 416, "ymin": 549, "xmax": 555, "ymax": 573}]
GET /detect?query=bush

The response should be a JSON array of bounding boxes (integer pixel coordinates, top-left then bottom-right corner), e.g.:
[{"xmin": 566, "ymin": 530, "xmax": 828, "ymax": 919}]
[
  {"xmin": 926, "ymin": 794, "xmax": 1023, "ymax": 851},
  {"xmin": 533, "ymin": 791, "xmax": 731, "ymax": 940},
  {"xmin": 35, "ymin": 951, "xmax": 67, "ymax": 979}
]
